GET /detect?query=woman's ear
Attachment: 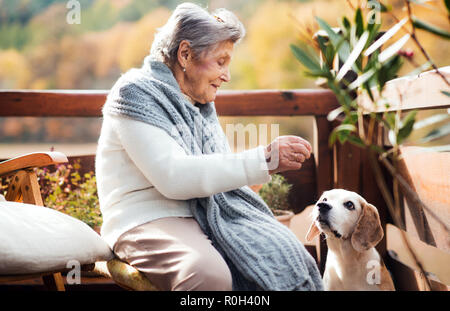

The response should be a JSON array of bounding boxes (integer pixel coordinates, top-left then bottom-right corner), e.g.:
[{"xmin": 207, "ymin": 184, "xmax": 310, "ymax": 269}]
[
  {"xmin": 177, "ymin": 40, "xmax": 191, "ymax": 69},
  {"xmin": 306, "ymin": 219, "xmax": 320, "ymax": 242},
  {"xmin": 351, "ymin": 202, "xmax": 384, "ymax": 252}
]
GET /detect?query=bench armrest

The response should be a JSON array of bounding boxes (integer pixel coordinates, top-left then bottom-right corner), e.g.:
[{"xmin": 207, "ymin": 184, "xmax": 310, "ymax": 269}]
[{"xmin": 0, "ymin": 152, "xmax": 68, "ymax": 177}]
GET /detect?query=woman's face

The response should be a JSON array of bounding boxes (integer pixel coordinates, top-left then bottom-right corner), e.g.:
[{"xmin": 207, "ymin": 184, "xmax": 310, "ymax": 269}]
[{"xmin": 183, "ymin": 40, "xmax": 234, "ymax": 104}]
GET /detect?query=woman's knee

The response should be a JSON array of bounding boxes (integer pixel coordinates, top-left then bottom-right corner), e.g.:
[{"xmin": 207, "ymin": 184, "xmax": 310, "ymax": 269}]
[{"xmin": 173, "ymin": 254, "xmax": 232, "ymax": 291}]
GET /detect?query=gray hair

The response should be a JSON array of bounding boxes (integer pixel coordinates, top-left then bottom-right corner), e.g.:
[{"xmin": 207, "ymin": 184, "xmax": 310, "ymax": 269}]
[{"xmin": 150, "ymin": 2, "xmax": 245, "ymax": 66}]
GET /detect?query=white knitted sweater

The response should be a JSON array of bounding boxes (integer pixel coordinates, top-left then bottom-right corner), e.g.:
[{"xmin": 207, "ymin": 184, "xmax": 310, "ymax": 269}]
[{"xmin": 95, "ymin": 113, "xmax": 271, "ymax": 249}]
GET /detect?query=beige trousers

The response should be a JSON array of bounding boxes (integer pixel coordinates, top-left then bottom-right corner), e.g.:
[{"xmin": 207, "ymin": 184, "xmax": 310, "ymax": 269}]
[{"xmin": 113, "ymin": 217, "xmax": 233, "ymax": 291}]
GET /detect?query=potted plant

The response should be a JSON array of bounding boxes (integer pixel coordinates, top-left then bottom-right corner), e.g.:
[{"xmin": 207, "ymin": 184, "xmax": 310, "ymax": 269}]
[{"xmin": 258, "ymin": 174, "xmax": 294, "ymax": 227}]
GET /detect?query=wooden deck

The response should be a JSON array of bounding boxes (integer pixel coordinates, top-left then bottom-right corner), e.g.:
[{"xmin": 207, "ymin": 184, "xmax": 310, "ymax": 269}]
[{"xmin": 0, "ymin": 68, "xmax": 449, "ymax": 290}]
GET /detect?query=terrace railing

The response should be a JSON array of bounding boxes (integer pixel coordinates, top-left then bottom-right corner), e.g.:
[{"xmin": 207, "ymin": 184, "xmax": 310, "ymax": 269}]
[{"xmin": 0, "ymin": 67, "xmax": 449, "ymax": 290}]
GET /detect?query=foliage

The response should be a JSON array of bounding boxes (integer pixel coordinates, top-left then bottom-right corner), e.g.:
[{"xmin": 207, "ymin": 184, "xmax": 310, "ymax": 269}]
[
  {"xmin": 290, "ymin": 0, "xmax": 450, "ymax": 289},
  {"xmin": 290, "ymin": 1, "xmax": 450, "ymax": 151},
  {"xmin": 0, "ymin": 0, "xmax": 448, "ymax": 91},
  {"xmin": 258, "ymin": 174, "xmax": 293, "ymax": 215},
  {"xmin": 118, "ymin": 8, "xmax": 171, "ymax": 71},
  {"xmin": 35, "ymin": 161, "xmax": 102, "ymax": 230},
  {"xmin": 0, "ymin": 49, "xmax": 31, "ymax": 88},
  {"xmin": 0, "ymin": 160, "xmax": 101, "ymax": 229},
  {"xmin": 0, "ymin": 23, "xmax": 31, "ymax": 50}
]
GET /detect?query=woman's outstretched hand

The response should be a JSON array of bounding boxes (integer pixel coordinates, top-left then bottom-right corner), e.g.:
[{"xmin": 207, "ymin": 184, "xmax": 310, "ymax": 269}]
[{"xmin": 264, "ymin": 135, "xmax": 312, "ymax": 175}]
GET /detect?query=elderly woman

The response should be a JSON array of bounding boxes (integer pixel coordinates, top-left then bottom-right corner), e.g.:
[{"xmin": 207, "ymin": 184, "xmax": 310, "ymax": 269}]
[{"xmin": 96, "ymin": 2, "xmax": 323, "ymax": 291}]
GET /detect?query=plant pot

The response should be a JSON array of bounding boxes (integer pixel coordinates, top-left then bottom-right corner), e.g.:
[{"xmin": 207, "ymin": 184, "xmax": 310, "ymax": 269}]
[
  {"xmin": 249, "ymin": 184, "xmax": 263, "ymax": 193},
  {"xmin": 273, "ymin": 210, "xmax": 294, "ymax": 227},
  {"xmin": 93, "ymin": 225, "xmax": 101, "ymax": 235}
]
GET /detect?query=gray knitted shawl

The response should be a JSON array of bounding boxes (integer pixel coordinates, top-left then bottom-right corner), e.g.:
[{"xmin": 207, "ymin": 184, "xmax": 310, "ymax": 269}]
[{"xmin": 103, "ymin": 56, "xmax": 323, "ymax": 291}]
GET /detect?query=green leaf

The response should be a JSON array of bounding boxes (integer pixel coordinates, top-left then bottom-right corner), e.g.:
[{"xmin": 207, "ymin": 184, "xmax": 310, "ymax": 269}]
[
  {"xmin": 316, "ymin": 35, "xmax": 335, "ymax": 67},
  {"xmin": 377, "ymin": 55, "xmax": 403, "ymax": 90},
  {"xmin": 365, "ymin": 18, "xmax": 409, "ymax": 57},
  {"xmin": 369, "ymin": 144, "xmax": 386, "ymax": 154},
  {"xmin": 316, "ymin": 17, "xmax": 351, "ymax": 60},
  {"xmin": 411, "ymin": 16, "xmax": 450, "ymax": 39},
  {"xmin": 405, "ymin": 61, "xmax": 432, "ymax": 77},
  {"xmin": 355, "ymin": 8, "xmax": 364, "ymax": 37},
  {"xmin": 290, "ymin": 44, "xmax": 323, "ymax": 74},
  {"xmin": 344, "ymin": 110, "xmax": 358, "ymax": 124},
  {"xmin": 366, "ymin": 22, "xmax": 381, "ymax": 47},
  {"xmin": 398, "ymin": 110, "xmax": 417, "ymax": 143},
  {"xmin": 342, "ymin": 16, "xmax": 351, "ymax": 31},
  {"xmin": 329, "ymin": 124, "xmax": 357, "ymax": 147},
  {"xmin": 348, "ymin": 68, "xmax": 377, "ymax": 90},
  {"xmin": 327, "ymin": 106, "xmax": 345, "ymax": 122},
  {"xmin": 414, "ymin": 145, "xmax": 450, "ymax": 152},
  {"xmin": 316, "ymin": 17, "xmax": 341, "ymax": 47},
  {"xmin": 378, "ymin": 34, "xmax": 411, "ymax": 63},
  {"xmin": 414, "ymin": 113, "xmax": 450, "ymax": 129},
  {"xmin": 336, "ymin": 31, "xmax": 369, "ymax": 81},
  {"xmin": 347, "ymin": 135, "xmax": 366, "ymax": 148},
  {"xmin": 384, "ymin": 112, "xmax": 397, "ymax": 129},
  {"xmin": 363, "ymin": 81, "xmax": 375, "ymax": 102},
  {"xmin": 337, "ymin": 131, "xmax": 350, "ymax": 143},
  {"xmin": 442, "ymin": 90, "xmax": 450, "ymax": 97},
  {"xmin": 420, "ymin": 123, "xmax": 450, "ymax": 142}
]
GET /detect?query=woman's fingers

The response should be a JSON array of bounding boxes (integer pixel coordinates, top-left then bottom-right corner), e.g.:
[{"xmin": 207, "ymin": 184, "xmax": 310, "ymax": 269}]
[
  {"xmin": 281, "ymin": 135, "xmax": 312, "ymax": 153},
  {"xmin": 289, "ymin": 142, "xmax": 311, "ymax": 159},
  {"xmin": 266, "ymin": 135, "xmax": 312, "ymax": 174}
]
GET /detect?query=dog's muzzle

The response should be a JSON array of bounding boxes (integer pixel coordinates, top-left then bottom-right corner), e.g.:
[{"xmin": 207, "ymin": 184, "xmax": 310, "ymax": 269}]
[
  {"xmin": 315, "ymin": 203, "xmax": 342, "ymax": 239},
  {"xmin": 317, "ymin": 202, "xmax": 332, "ymax": 213},
  {"xmin": 316, "ymin": 203, "xmax": 332, "ymax": 225}
]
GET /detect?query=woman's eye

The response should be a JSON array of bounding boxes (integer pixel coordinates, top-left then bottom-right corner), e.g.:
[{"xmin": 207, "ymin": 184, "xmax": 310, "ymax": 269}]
[{"xmin": 344, "ymin": 201, "xmax": 355, "ymax": 210}]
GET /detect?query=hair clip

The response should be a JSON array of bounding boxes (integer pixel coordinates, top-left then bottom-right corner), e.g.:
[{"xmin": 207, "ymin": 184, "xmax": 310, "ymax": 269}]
[{"xmin": 214, "ymin": 15, "xmax": 224, "ymax": 23}]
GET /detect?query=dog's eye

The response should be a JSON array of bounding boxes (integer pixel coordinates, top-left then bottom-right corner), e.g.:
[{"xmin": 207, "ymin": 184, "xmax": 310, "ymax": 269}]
[
  {"xmin": 344, "ymin": 201, "xmax": 355, "ymax": 210},
  {"xmin": 323, "ymin": 198, "xmax": 327, "ymax": 202}
]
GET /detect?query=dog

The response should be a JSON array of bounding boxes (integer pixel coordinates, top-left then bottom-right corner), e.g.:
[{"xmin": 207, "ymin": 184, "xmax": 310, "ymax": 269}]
[{"xmin": 306, "ymin": 189, "xmax": 395, "ymax": 291}]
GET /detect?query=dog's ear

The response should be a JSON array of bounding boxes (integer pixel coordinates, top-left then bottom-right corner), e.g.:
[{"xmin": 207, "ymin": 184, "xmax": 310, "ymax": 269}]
[
  {"xmin": 306, "ymin": 220, "xmax": 320, "ymax": 242},
  {"xmin": 351, "ymin": 201, "xmax": 383, "ymax": 252}
]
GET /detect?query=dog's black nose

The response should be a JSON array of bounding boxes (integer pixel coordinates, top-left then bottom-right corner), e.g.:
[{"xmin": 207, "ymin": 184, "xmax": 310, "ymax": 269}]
[{"xmin": 317, "ymin": 202, "xmax": 332, "ymax": 213}]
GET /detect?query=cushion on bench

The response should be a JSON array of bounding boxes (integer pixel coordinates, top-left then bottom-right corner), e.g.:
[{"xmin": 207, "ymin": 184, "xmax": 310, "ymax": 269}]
[{"xmin": 0, "ymin": 201, "xmax": 113, "ymax": 275}]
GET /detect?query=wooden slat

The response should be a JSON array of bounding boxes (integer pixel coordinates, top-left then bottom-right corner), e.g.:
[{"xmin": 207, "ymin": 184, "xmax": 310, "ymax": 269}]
[
  {"xmin": 215, "ymin": 89, "xmax": 339, "ymax": 116},
  {"xmin": 0, "ymin": 68, "xmax": 448, "ymax": 118},
  {"xmin": 312, "ymin": 116, "xmax": 334, "ymax": 275},
  {"xmin": 0, "ymin": 90, "xmax": 108, "ymax": 117},
  {"xmin": 397, "ymin": 146, "xmax": 450, "ymax": 253},
  {"xmin": 21, "ymin": 170, "xmax": 44, "ymax": 206},
  {"xmin": 313, "ymin": 116, "xmax": 334, "ymax": 195},
  {"xmin": 0, "ymin": 89, "xmax": 340, "ymax": 117},
  {"xmin": 387, "ymin": 224, "xmax": 450, "ymax": 286},
  {"xmin": 358, "ymin": 67, "xmax": 450, "ymax": 113},
  {"xmin": 280, "ymin": 155, "xmax": 317, "ymax": 214},
  {"xmin": 0, "ymin": 152, "xmax": 68, "ymax": 177}
]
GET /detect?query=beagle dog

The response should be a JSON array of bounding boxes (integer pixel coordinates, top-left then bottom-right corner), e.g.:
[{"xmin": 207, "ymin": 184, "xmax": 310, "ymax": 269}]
[{"xmin": 306, "ymin": 189, "xmax": 395, "ymax": 291}]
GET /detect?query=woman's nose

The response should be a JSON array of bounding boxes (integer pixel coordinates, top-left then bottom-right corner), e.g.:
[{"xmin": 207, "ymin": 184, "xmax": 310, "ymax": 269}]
[{"xmin": 221, "ymin": 68, "xmax": 231, "ymax": 82}]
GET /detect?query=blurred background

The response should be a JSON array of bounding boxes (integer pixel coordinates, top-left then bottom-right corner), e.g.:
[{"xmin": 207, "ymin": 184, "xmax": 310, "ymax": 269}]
[{"xmin": 0, "ymin": 0, "xmax": 448, "ymax": 158}]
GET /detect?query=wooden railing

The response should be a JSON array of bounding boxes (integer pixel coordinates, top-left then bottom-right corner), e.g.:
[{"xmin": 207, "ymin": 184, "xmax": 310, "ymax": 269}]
[
  {"xmin": 0, "ymin": 89, "xmax": 339, "ymax": 116},
  {"xmin": 0, "ymin": 89, "xmax": 340, "ymax": 217},
  {"xmin": 1, "ymin": 67, "xmax": 449, "ymax": 290}
]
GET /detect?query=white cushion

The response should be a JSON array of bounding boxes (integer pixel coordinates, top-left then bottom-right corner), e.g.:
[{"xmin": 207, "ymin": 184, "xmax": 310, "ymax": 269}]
[{"xmin": 0, "ymin": 201, "xmax": 113, "ymax": 275}]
